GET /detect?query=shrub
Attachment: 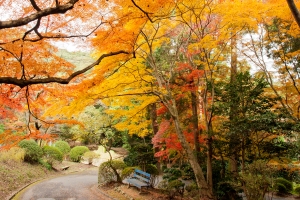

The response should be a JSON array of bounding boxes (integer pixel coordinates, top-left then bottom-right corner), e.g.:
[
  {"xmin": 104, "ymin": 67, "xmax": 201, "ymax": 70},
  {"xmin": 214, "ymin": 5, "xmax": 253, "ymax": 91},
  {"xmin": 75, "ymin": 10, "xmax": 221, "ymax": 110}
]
[
  {"xmin": 276, "ymin": 183, "xmax": 287, "ymax": 194},
  {"xmin": 38, "ymin": 158, "xmax": 52, "ymax": 170},
  {"xmin": 42, "ymin": 146, "xmax": 63, "ymax": 165},
  {"xmin": 69, "ymin": 146, "xmax": 89, "ymax": 162},
  {"xmin": 82, "ymin": 151, "xmax": 99, "ymax": 159},
  {"xmin": 18, "ymin": 140, "xmax": 43, "ymax": 163},
  {"xmin": 53, "ymin": 141, "xmax": 70, "ymax": 155},
  {"xmin": 185, "ymin": 182, "xmax": 199, "ymax": 197},
  {"xmin": 0, "ymin": 147, "xmax": 25, "ymax": 163},
  {"xmin": 158, "ymin": 179, "xmax": 185, "ymax": 199},
  {"xmin": 145, "ymin": 164, "xmax": 159, "ymax": 187},
  {"xmin": 275, "ymin": 177, "xmax": 293, "ymax": 193},
  {"xmin": 294, "ymin": 186, "xmax": 300, "ymax": 196},
  {"xmin": 145, "ymin": 164, "xmax": 159, "ymax": 175},
  {"xmin": 98, "ymin": 160, "xmax": 127, "ymax": 185},
  {"xmin": 121, "ymin": 167, "xmax": 140, "ymax": 180},
  {"xmin": 81, "ymin": 151, "xmax": 100, "ymax": 164}
]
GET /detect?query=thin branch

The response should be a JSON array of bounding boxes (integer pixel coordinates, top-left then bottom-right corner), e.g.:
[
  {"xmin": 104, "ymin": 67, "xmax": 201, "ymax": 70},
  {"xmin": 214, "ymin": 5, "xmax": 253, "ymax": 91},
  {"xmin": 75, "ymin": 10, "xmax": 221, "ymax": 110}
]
[
  {"xmin": 131, "ymin": 0, "xmax": 154, "ymax": 23},
  {"xmin": 0, "ymin": 0, "xmax": 79, "ymax": 29},
  {"xmin": 0, "ymin": 50, "xmax": 129, "ymax": 88},
  {"xmin": 29, "ymin": 0, "xmax": 41, "ymax": 11}
]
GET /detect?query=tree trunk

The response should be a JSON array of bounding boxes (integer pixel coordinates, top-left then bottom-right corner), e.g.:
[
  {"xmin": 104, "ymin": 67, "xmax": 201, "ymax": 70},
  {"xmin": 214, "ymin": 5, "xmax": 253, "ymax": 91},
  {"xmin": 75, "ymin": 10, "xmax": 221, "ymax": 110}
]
[
  {"xmin": 229, "ymin": 32, "xmax": 238, "ymax": 175},
  {"xmin": 149, "ymin": 103, "xmax": 161, "ymax": 173},
  {"xmin": 171, "ymin": 107, "xmax": 214, "ymax": 199},
  {"xmin": 191, "ymin": 90, "xmax": 201, "ymax": 163},
  {"xmin": 206, "ymin": 136, "xmax": 213, "ymax": 194}
]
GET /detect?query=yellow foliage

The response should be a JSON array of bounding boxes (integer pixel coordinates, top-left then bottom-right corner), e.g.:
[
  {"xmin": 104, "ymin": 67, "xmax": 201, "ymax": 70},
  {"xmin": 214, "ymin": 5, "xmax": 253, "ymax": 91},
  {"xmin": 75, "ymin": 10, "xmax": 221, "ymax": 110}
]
[{"xmin": 0, "ymin": 147, "xmax": 25, "ymax": 163}]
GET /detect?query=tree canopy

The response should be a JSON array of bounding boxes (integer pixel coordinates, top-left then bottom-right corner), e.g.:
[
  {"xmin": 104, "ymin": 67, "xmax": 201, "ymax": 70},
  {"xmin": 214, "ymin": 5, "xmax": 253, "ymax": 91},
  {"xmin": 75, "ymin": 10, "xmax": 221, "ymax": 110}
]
[{"xmin": 1, "ymin": 0, "xmax": 300, "ymax": 199}]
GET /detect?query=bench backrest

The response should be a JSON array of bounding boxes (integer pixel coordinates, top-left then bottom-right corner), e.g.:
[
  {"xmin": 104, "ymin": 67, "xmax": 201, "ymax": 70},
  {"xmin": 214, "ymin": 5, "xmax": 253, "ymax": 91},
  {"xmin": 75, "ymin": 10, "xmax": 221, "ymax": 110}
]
[{"xmin": 133, "ymin": 169, "xmax": 151, "ymax": 184}]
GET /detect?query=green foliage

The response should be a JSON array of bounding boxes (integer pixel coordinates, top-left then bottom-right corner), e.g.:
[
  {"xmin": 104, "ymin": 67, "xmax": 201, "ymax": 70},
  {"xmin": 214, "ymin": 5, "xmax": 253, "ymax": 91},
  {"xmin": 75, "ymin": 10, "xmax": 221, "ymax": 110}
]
[
  {"xmin": 0, "ymin": 124, "xmax": 4, "ymax": 133},
  {"xmin": 58, "ymin": 125, "xmax": 76, "ymax": 141},
  {"xmin": 158, "ymin": 179, "xmax": 185, "ymax": 199},
  {"xmin": 163, "ymin": 167, "xmax": 182, "ymax": 182},
  {"xmin": 42, "ymin": 146, "xmax": 63, "ymax": 165},
  {"xmin": 82, "ymin": 151, "xmax": 99, "ymax": 159},
  {"xmin": 98, "ymin": 160, "xmax": 127, "ymax": 184},
  {"xmin": 294, "ymin": 186, "xmax": 300, "ymax": 195},
  {"xmin": 276, "ymin": 183, "xmax": 287, "ymax": 194},
  {"xmin": 0, "ymin": 147, "xmax": 25, "ymax": 163},
  {"xmin": 275, "ymin": 177, "xmax": 293, "ymax": 193},
  {"xmin": 121, "ymin": 166, "xmax": 139, "ymax": 180},
  {"xmin": 38, "ymin": 158, "xmax": 52, "ymax": 170},
  {"xmin": 145, "ymin": 164, "xmax": 159, "ymax": 175},
  {"xmin": 81, "ymin": 151, "xmax": 99, "ymax": 164},
  {"xmin": 124, "ymin": 137, "xmax": 156, "ymax": 168},
  {"xmin": 18, "ymin": 140, "xmax": 43, "ymax": 163},
  {"xmin": 158, "ymin": 166, "xmax": 186, "ymax": 199},
  {"xmin": 69, "ymin": 146, "xmax": 89, "ymax": 162},
  {"xmin": 53, "ymin": 140, "xmax": 71, "ymax": 155},
  {"xmin": 233, "ymin": 160, "xmax": 275, "ymax": 200}
]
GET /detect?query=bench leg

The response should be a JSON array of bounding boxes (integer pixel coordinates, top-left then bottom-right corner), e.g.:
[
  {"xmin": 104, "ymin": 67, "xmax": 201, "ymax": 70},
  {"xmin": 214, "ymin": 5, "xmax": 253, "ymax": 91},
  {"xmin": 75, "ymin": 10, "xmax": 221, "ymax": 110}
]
[{"xmin": 128, "ymin": 183, "xmax": 131, "ymax": 188}]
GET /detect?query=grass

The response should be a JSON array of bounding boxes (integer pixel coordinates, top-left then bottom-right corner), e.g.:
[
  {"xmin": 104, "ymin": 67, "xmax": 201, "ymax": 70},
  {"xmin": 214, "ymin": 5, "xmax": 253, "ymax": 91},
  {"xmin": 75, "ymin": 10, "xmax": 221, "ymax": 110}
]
[{"xmin": 0, "ymin": 160, "xmax": 57, "ymax": 199}]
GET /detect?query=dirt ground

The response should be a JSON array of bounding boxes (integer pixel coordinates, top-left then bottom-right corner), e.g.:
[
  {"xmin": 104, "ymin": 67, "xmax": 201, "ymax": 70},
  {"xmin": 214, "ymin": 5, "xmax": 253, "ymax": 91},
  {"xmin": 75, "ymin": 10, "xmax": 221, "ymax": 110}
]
[{"xmin": 99, "ymin": 182, "xmax": 180, "ymax": 200}]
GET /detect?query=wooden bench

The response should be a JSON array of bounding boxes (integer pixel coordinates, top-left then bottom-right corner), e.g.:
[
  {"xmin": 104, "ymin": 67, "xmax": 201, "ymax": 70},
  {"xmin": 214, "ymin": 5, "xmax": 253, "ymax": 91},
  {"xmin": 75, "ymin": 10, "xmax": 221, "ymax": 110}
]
[
  {"xmin": 61, "ymin": 166, "xmax": 70, "ymax": 171},
  {"xmin": 127, "ymin": 169, "xmax": 151, "ymax": 192}
]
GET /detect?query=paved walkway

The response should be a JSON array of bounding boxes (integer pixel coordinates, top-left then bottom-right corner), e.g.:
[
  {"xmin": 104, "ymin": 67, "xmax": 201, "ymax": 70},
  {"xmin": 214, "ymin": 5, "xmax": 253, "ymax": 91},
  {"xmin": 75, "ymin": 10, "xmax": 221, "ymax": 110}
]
[{"xmin": 12, "ymin": 168, "xmax": 113, "ymax": 200}]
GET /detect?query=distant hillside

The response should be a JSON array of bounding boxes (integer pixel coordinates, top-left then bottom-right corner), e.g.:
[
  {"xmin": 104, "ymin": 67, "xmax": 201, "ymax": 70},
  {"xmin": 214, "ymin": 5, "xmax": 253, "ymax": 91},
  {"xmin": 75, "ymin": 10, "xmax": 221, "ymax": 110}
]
[{"xmin": 56, "ymin": 49, "xmax": 95, "ymax": 70}]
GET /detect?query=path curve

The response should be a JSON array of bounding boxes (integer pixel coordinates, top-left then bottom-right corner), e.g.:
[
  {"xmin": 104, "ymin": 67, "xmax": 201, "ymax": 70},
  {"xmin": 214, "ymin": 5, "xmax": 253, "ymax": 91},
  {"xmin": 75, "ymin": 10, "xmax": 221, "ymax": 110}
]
[{"xmin": 12, "ymin": 168, "xmax": 113, "ymax": 200}]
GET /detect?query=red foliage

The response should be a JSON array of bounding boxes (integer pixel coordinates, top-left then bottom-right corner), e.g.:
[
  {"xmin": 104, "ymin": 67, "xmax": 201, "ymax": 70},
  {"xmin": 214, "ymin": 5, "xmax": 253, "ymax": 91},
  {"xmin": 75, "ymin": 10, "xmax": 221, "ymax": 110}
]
[{"xmin": 156, "ymin": 104, "xmax": 168, "ymax": 116}]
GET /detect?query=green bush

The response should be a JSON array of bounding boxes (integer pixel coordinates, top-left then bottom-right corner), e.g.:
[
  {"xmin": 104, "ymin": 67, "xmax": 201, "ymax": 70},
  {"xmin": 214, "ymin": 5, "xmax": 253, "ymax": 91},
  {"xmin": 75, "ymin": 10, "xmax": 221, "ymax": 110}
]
[
  {"xmin": 53, "ymin": 141, "xmax": 70, "ymax": 155},
  {"xmin": 158, "ymin": 179, "xmax": 185, "ymax": 199},
  {"xmin": 145, "ymin": 164, "xmax": 159, "ymax": 176},
  {"xmin": 276, "ymin": 183, "xmax": 287, "ymax": 194},
  {"xmin": 121, "ymin": 167, "xmax": 140, "ymax": 180},
  {"xmin": 294, "ymin": 186, "xmax": 300, "ymax": 195},
  {"xmin": 18, "ymin": 140, "xmax": 43, "ymax": 163},
  {"xmin": 42, "ymin": 146, "xmax": 63, "ymax": 165},
  {"xmin": 81, "ymin": 151, "xmax": 99, "ymax": 164},
  {"xmin": 275, "ymin": 177, "xmax": 293, "ymax": 193},
  {"xmin": 69, "ymin": 146, "xmax": 89, "ymax": 162},
  {"xmin": 82, "ymin": 151, "xmax": 99, "ymax": 159},
  {"xmin": 98, "ymin": 160, "xmax": 127, "ymax": 185},
  {"xmin": 38, "ymin": 158, "xmax": 52, "ymax": 170}
]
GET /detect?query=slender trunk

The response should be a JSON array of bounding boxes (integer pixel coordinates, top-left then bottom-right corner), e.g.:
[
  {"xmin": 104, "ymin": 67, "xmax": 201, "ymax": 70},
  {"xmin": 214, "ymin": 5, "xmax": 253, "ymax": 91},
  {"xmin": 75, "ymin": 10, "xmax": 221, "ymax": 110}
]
[
  {"xmin": 149, "ymin": 103, "xmax": 161, "ymax": 173},
  {"xmin": 206, "ymin": 136, "xmax": 213, "ymax": 194},
  {"xmin": 241, "ymin": 137, "xmax": 245, "ymax": 172},
  {"xmin": 191, "ymin": 90, "xmax": 201, "ymax": 163},
  {"xmin": 229, "ymin": 32, "xmax": 238, "ymax": 175},
  {"xmin": 172, "ymin": 112, "xmax": 214, "ymax": 199}
]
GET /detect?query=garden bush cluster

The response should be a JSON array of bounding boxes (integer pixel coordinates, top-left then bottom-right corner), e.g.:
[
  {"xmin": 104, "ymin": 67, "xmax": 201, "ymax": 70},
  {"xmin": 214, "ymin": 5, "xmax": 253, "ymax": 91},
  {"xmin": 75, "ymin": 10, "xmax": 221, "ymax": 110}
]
[{"xmin": 69, "ymin": 146, "xmax": 89, "ymax": 162}]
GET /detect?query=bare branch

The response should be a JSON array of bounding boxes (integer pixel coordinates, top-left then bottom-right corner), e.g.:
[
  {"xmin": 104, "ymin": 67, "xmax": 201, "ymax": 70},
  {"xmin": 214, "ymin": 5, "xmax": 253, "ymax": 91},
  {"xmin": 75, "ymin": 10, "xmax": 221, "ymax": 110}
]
[
  {"xmin": 0, "ymin": 50, "xmax": 129, "ymax": 88},
  {"xmin": 29, "ymin": 0, "xmax": 41, "ymax": 11},
  {"xmin": 0, "ymin": 0, "xmax": 79, "ymax": 29},
  {"xmin": 131, "ymin": 0, "xmax": 154, "ymax": 23},
  {"xmin": 287, "ymin": 0, "xmax": 300, "ymax": 28}
]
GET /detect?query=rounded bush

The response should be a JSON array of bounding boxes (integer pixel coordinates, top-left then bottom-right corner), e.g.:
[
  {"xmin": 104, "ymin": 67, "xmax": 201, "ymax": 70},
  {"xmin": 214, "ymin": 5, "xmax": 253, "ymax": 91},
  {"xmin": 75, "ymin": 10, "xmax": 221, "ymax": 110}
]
[
  {"xmin": 53, "ymin": 141, "xmax": 70, "ymax": 155},
  {"xmin": 82, "ymin": 151, "xmax": 99, "ymax": 159},
  {"xmin": 18, "ymin": 140, "xmax": 43, "ymax": 163},
  {"xmin": 145, "ymin": 164, "xmax": 159, "ymax": 176},
  {"xmin": 121, "ymin": 167, "xmax": 140, "ymax": 180},
  {"xmin": 275, "ymin": 177, "xmax": 293, "ymax": 193},
  {"xmin": 294, "ymin": 186, "xmax": 300, "ymax": 195},
  {"xmin": 69, "ymin": 146, "xmax": 89, "ymax": 162},
  {"xmin": 43, "ymin": 146, "xmax": 63, "ymax": 164},
  {"xmin": 276, "ymin": 183, "xmax": 287, "ymax": 194},
  {"xmin": 98, "ymin": 160, "xmax": 127, "ymax": 184}
]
